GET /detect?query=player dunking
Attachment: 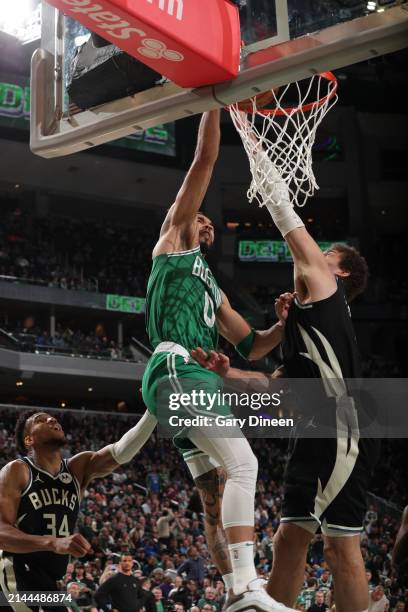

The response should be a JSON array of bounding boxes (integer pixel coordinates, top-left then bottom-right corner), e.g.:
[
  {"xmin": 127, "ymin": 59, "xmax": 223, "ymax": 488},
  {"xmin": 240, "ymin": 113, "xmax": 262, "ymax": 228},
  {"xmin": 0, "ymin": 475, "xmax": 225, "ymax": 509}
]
[
  {"xmin": 142, "ymin": 110, "xmax": 296, "ymax": 612},
  {"xmin": 0, "ymin": 410, "xmax": 155, "ymax": 611}
]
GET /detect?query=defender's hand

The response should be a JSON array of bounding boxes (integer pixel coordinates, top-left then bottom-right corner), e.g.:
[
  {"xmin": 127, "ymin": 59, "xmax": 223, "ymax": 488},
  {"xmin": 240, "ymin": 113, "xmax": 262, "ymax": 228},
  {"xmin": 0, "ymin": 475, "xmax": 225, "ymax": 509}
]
[
  {"xmin": 274, "ymin": 292, "xmax": 296, "ymax": 325},
  {"xmin": 191, "ymin": 348, "xmax": 231, "ymax": 378},
  {"xmin": 271, "ymin": 365, "xmax": 286, "ymax": 379},
  {"xmin": 51, "ymin": 533, "xmax": 91, "ymax": 557}
]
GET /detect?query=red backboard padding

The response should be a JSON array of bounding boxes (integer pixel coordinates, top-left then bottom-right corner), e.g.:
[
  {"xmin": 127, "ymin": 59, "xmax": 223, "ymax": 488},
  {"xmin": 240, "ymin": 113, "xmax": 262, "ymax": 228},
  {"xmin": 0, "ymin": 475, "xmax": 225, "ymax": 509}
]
[{"xmin": 47, "ymin": 0, "xmax": 241, "ymax": 88}]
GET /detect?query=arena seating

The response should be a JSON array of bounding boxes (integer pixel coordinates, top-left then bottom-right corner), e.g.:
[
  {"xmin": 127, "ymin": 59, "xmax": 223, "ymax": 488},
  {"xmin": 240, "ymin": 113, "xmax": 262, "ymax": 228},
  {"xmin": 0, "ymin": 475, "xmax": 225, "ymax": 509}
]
[
  {"xmin": 0, "ymin": 407, "xmax": 406, "ymax": 610},
  {"xmin": 0, "ymin": 205, "xmax": 157, "ymax": 297}
]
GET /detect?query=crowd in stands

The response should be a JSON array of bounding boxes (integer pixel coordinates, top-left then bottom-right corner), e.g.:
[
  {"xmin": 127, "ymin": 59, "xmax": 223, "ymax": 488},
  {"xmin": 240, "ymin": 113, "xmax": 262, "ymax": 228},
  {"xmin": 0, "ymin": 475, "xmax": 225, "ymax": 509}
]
[
  {"xmin": 0, "ymin": 408, "xmax": 406, "ymax": 611},
  {"xmin": 0, "ymin": 317, "xmax": 137, "ymax": 361},
  {"xmin": 0, "ymin": 206, "xmax": 157, "ymax": 297}
]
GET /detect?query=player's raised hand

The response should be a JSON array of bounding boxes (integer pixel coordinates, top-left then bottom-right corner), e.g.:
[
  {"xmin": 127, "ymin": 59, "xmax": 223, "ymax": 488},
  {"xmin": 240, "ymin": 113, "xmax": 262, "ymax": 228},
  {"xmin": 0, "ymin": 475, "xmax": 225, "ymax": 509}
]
[
  {"xmin": 191, "ymin": 348, "xmax": 230, "ymax": 377},
  {"xmin": 274, "ymin": 291, "xmax": 296, "ymax": 325},
  {"xmin": 51, "ymin": 533, "xmax": 91, "ymax": 557}
]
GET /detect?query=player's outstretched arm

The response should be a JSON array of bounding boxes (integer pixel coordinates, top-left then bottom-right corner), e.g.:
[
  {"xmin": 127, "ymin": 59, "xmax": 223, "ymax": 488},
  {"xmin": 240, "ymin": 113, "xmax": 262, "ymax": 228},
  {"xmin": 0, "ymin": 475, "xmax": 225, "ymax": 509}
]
[
  {"xmin": 153, "ymin": 110, "xmax": 220, "ymax": 256},
  {"xmin": 262, "ymin": 166, "xmax": 336, "ymax": 301},
  {"xmin": 0, "ymin": 461, "xmax": 90, "ymax": 556},
  {"xmin": 69, "ymin": 411, "xmax": 157, "ymax": 490},
  {"xmin": 243, "ymin": 117, "xmax": 337, "ymax": 301},
  {"xmin": 285, "ymin": 227, "xmax": 337, "ymax": 302},
  {"xmin": 216, "ymin": 291, "xmax": 284, "ymax": 360},
  {"xmin": 191, "ymin": 348, "xmax": 283, "ymax": 384}
]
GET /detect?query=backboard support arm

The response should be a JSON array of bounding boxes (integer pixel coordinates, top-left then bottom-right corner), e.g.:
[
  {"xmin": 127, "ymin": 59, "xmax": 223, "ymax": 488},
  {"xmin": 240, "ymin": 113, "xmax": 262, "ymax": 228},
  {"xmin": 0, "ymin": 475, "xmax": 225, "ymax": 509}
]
[{"xmin": 30, "ymin": 4, "xmax": 408, "ymax": 158}]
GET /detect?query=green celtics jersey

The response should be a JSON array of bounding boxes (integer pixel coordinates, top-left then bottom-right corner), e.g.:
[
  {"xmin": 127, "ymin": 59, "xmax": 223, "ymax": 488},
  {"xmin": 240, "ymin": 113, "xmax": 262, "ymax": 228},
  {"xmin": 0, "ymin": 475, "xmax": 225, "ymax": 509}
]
[{"xmin": 146, "ymin": 246, "xmax": 222, "ymax": 351}]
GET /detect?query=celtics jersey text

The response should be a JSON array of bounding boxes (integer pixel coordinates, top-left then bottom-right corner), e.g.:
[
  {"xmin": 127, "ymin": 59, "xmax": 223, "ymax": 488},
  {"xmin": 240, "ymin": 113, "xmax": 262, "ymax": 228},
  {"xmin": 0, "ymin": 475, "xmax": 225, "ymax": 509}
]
[
  {"xmin": 146, "ymin": 246, "xmax": 222, "ymax": 351},
  {"xmin": 3, "ymin": 457, "xmax": 81, "ymax": 582}
]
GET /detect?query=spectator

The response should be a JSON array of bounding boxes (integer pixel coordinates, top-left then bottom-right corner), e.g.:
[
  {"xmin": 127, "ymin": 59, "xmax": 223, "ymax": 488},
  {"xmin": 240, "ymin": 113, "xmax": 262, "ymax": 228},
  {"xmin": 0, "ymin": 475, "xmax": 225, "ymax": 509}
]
[
  {"xmin": 94, "ymin": 554, "xmax": 146, "ymax": 611},
  {"xmin": 214, "ymin": 580, "xmax": 226, "ymax": 609},
  {"xmin": 197, "ymin": 587, "xmax": 220, "ymax": 611},
  {"xmin": 71, "ymin": 563, "xmax": 97, "ymax": 607},
  {"xmin": 309, "ymin": 591, "xmax": 329, "ymax": 612},
  {"xmin": 168, "ymin": 576, "xmax": 191, "ymax": 609},
  {"xmin": 147, "ymin": 468, "xmax": 161, "ymax": 493},
  {"xmin": 152, "ymin": 587, "xmax": 165, "ymax": 612},
  {"xmin": 177, "ymin": 547, "xmax": 205, "ymax": 586},
  {"xmin": 318, "ymin": 569, "xmax": 332, "ymax": 593},
  {"xmin": 66, "ymin": 582, "xmax": 82, "ymax": 612},
  {"xmin": 159, "ymin": 570, "xmax": 175, "ymax": 599},
  {"xmin": 140, "ymin": 578, "xmax": 156, "ymax": 612},
  {"xmin": 186, "ymin": 580, "xmax": 200, "ymax": 608},
  {"xmin": 368, "ymin": 586, "xmax": 389, "ymax": 612},
  {"xmin": 157, "ymin": 509, "xmax": 174, "ymax": 548},
  {"xmin": 298, "ymin": 577, "xmax": 318, "ymax": 608}
]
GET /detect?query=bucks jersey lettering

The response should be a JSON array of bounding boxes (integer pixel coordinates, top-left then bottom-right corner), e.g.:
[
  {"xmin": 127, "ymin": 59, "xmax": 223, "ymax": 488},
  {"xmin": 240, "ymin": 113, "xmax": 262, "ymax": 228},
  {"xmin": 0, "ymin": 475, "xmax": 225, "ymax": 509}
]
[
  {"xmin": 146, "ymin": 247, "xmax": 222, "ymax": 351},
  {"xmin": 4, "ymin": 457, "xmax": 81, "ymax": 581}
]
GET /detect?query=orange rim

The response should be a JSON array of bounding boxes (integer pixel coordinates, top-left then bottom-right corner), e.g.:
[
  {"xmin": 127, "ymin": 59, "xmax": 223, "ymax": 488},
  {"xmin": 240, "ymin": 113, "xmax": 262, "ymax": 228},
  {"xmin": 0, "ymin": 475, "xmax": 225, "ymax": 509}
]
[{"xmin": 234, "ymin": 72, "xmax": 338, "ymax": 116}]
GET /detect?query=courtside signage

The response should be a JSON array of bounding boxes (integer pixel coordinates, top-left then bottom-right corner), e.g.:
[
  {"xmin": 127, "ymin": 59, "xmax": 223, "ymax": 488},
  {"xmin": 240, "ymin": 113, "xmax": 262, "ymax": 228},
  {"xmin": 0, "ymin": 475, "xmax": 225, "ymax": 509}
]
[{"xmin": 46, "ymin": 0, "xmax": 240, "ymax": 87}]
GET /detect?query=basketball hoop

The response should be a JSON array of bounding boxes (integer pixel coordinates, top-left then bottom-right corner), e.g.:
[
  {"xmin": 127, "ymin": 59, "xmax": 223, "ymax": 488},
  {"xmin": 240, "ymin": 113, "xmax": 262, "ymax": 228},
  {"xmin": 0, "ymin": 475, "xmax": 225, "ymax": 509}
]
[{"xmin": 229, "ymin": 72, "xmax": 338, "ymax": 208}]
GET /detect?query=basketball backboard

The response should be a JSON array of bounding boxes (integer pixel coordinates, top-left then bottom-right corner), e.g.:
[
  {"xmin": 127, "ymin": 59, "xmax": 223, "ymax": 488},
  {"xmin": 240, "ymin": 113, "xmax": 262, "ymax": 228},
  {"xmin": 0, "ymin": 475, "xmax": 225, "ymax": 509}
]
[{"xmin": 30, "ymin": 0, "xmax": 408, "ymax": 158}]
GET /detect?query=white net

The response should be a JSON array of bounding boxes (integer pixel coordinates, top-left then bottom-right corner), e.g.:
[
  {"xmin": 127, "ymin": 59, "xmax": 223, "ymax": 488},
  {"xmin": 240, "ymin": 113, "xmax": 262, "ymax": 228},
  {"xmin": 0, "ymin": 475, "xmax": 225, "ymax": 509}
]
[{"xmin": 229, "ymin": 73, "xmax": 338, "ymax": 208}]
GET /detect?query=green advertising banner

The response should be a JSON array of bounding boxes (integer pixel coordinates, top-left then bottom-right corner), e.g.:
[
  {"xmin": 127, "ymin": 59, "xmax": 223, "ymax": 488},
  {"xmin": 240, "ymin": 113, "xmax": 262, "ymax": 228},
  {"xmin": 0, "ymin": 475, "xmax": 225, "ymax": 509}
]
[
  {"xmin": 0, "ymin": 76, "xmax": 176, "ymax": 156},
  {"xmin": 106, "ymin": 294, "xmax": 146, "ymax": 314},
  {"xmin": 238, "ymin": 240, "xmax": 334, "ymax": 263}
]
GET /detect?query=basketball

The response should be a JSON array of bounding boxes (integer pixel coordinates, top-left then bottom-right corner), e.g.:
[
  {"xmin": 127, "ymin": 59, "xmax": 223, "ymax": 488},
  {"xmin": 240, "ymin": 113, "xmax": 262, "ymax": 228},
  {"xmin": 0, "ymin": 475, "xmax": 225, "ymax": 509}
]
[{"xmin": 237, "ymin": 89, "xmax": 278, "ymax": 112}]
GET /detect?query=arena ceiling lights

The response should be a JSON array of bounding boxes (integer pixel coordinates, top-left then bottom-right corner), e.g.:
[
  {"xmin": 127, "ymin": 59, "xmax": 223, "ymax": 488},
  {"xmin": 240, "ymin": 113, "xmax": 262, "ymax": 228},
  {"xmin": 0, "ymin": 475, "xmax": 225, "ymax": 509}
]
[{"xmin": 0, "ymin": 0, "xmax": 41, "ymax": 43}]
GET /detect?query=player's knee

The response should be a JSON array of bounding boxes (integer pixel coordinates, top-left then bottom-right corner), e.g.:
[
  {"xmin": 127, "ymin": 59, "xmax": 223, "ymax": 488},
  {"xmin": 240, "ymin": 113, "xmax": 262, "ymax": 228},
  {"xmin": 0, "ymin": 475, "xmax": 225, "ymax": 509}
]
[
  {"xmin": 226, "ymin": 447, "xmax": 258, "ymax": 488},
  {"xmin": 323, "ymin": 540, "xmax": 339, "ymax": 571},
  {"xmin": 323, "ymin": 537, "xmax": 362, "ymax": 573},
  {"xmin": 195, "ymin": 467, "xmax": 220, "ymax": 490},
  {"xmin": 242, "ymin": 447, "xmax": 258, "ymax": 478},
  {"xmin": 221, "ymin": 447, "xmax": 258, "ymax": 528},
  {"xmin": 274, "ymin": 524, "xmax": 312, "ymax": 554}
]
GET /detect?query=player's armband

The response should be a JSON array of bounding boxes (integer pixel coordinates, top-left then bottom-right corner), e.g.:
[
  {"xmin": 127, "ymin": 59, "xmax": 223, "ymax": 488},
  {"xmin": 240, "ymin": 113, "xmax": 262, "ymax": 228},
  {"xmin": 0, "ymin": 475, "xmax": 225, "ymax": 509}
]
[{"xmin": 235, "ymin": 329, "xmax": 256, "ymax": 360}]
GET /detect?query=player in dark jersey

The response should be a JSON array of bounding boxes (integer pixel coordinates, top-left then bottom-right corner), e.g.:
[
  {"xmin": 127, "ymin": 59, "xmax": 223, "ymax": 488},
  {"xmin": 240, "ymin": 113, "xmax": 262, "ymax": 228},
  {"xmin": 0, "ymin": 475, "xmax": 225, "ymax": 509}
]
[
  {"xmin": 194, "ymin": 249, "xmax": 377, "ymax": 612},
  {"xmin": 192, "ymin": 134, "xmax": 378, "ymax": 609},
  {"xmin": 247, "ymin": 146, "xmax": 378, "ymax": 611},
  {"xmin": 0, "ymin": 409, "xmax": 155, "ymax": 611}
]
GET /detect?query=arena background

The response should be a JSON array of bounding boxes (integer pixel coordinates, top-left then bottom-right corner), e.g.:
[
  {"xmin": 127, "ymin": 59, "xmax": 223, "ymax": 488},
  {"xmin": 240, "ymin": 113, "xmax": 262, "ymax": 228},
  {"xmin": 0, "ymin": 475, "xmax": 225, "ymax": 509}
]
[{"xmin": 0, "ymin": 3, "xmax": 407, "ymax": 610}]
